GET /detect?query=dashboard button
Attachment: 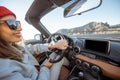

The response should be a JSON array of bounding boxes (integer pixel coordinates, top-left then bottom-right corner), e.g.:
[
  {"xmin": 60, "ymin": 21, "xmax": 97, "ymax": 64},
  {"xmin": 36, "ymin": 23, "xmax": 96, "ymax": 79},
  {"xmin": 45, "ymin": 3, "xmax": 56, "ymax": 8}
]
[
  {"xmin": 82, "ymin": 62, "xmax": 90, "ymax": 69},
  {"xmin": 91, "ymin": 65, "xmax": 100, "ymax": 73}
]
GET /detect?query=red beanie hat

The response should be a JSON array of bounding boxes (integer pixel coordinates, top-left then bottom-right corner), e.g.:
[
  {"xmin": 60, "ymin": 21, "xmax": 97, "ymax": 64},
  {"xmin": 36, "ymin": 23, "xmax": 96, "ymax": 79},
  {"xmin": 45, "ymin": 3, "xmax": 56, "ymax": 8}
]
[{"xmin": 0, "ymin": 6, "xmax": 16, "ymax": 19}]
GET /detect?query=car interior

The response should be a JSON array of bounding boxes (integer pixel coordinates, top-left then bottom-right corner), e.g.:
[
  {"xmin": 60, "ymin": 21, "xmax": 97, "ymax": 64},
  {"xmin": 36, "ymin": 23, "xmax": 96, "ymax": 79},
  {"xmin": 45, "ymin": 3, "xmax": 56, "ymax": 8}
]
[{"xmin": 25, "ymin": 0, "xmax": 120, "ymax": 80}]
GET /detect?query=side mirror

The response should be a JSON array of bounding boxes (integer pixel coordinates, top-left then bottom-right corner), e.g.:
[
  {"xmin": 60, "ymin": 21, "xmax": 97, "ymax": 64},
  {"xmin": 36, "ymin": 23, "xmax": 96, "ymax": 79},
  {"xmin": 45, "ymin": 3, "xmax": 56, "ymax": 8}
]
[
  {"xmin": 34, "ymin": 34, "xmax": 41, "ymax": 40},
  {"xmin": 34, "ymin": 34, "xmax": 47, "ymax": 43}
]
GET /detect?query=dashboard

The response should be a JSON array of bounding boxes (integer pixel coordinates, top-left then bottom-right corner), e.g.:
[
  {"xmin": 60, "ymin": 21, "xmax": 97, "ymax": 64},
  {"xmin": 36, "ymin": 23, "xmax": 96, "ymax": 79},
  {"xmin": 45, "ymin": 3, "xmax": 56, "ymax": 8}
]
[
  {"xmin": 71, "ymin": 38, "xmax": 120, "ymax": 66},
  {"xmin": 65, "ymin": 36, "xmax": 120, "ymax": 80},
  {"xmin": 48, "ymin": 34, "xmax": 120, "ymax": 79}
]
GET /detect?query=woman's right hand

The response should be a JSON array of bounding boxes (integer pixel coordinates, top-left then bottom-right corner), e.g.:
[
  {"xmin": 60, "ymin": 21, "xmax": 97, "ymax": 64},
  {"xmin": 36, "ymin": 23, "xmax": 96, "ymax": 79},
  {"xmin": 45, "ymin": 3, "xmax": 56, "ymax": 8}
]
[{"xmin": 48, "ymin": 39, "xmax": 68, "ymax": 50}]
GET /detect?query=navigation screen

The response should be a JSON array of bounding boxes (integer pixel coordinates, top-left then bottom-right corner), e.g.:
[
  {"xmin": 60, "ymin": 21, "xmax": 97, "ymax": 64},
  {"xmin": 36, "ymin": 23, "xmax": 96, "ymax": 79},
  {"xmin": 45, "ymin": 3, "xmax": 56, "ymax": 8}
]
[{"xmin": 84, "ymin": 40, "xmax": 109, "ymax": 54}]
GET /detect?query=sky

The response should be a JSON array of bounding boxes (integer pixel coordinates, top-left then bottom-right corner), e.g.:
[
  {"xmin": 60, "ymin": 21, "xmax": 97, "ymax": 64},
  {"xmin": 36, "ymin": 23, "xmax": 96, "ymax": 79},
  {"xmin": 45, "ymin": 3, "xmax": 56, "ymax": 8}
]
[
  {"xmin": 0, "ymin": 0, "xmax": 120, "ymax": 40},
  {"xmin": 41, "ymin": 0, "xmax": 120, "ymax": 32}
]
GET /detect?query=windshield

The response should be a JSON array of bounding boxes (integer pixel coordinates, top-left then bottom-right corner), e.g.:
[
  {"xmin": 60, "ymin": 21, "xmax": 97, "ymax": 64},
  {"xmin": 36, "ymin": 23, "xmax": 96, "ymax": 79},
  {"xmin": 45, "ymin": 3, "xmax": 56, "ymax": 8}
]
[{"xmin": 41, "ymin": 0, "xmax": 120, "ymax": 40}]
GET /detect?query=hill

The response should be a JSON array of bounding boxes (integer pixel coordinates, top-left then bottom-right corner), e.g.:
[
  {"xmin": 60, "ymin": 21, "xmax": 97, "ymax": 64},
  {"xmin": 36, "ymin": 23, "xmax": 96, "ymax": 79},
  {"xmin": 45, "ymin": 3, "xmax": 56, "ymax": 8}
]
[{"xmin": 57, "ymin": 22, "xmax": 120, "ymax": 35}]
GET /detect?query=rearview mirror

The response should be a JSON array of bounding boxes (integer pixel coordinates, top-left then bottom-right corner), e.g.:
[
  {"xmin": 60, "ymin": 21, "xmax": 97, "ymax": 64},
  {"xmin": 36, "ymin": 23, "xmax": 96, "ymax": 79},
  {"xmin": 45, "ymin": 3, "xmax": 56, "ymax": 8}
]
[{"xmin": 63, "ymin": 0, "xmax": 102, "ymax": 17}]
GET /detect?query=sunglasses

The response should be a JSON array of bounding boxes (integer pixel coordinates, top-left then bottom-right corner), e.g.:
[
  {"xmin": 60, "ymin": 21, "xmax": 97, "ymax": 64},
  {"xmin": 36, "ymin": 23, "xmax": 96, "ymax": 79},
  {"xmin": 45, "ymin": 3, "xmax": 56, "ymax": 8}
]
[{"xmin": 0, "ymin": 20, "xmax": 21, "ymax": 30}]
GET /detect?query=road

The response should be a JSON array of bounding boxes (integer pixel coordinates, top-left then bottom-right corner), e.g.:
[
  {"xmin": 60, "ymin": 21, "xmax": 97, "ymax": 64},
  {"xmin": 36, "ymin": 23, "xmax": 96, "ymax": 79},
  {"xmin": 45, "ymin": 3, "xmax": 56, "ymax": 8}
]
[{"xmin": 74, "ymin": 33, "xmax": 120, "ymax": 40}]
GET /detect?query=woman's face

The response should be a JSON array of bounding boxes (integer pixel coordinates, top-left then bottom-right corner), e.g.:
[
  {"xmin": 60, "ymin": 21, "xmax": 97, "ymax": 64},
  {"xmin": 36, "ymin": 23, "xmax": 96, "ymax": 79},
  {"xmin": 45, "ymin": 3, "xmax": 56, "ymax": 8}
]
[{"xmin": 0, "ymin": 15, "xmax": 22, "ymax": 43}]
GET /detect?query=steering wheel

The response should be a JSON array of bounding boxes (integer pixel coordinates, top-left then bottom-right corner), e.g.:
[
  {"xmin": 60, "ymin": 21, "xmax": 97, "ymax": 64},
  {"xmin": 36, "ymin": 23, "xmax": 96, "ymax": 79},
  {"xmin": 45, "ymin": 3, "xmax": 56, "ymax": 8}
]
[{"xmin": 47, "ymin": 33, "xmax": 67, "ymax": 63}]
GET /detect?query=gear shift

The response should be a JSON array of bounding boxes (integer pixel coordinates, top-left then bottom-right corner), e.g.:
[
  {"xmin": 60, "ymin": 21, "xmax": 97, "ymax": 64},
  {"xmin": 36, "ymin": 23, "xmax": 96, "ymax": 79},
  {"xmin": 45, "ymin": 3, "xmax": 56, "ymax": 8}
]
[{"xmin": 78, "ymin": 71, "xmax": 84, "ymax": 80}]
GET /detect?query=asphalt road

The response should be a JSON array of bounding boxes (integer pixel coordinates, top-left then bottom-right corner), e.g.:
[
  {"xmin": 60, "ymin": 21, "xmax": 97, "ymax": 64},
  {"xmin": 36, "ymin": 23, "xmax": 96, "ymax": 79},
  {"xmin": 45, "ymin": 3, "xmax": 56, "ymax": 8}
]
[{"xmin": 74, "ymin": 33, "xmax": 120, "ymax": 40}]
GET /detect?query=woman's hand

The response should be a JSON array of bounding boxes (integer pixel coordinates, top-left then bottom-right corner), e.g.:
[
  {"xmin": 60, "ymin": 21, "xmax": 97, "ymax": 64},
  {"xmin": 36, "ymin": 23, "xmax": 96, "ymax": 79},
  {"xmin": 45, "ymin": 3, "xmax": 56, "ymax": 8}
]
[
  {"xmin": 43, "ymin": 59, "xmax": 52, "ymax": 68},
  {"xmin": 48, "ymin": 39, "xmax": 68, "ymax": 50}
]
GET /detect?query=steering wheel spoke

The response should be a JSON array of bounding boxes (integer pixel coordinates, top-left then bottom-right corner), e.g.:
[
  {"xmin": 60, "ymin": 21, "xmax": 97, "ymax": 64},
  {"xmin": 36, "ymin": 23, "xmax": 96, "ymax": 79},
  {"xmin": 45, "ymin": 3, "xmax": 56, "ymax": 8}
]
[{"xmin": 47, "ymin": 33, "xmax": 67, "ymax": 63}]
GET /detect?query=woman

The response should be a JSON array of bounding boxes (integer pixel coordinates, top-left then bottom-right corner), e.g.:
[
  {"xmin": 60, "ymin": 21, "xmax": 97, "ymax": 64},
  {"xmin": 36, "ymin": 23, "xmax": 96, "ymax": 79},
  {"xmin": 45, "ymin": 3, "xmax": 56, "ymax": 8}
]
[{"xmin": 0, "ymin": 6, "xmax": 68, "ymax": 80}]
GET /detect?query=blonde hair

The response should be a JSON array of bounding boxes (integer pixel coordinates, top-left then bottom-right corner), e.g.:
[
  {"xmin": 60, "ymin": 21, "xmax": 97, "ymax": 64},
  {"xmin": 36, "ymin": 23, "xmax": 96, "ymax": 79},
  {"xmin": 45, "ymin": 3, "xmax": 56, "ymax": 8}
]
[{"xmin": 0, "ymin": 38, "xmax": 24, "ymax": 62}]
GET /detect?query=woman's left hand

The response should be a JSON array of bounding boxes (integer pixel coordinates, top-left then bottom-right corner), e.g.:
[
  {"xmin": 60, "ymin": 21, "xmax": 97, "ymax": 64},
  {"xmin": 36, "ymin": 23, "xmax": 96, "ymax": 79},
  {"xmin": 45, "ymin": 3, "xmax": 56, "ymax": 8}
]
[{"xmin": 43, "ymin": 59, "xmax": 53, "ymax": 68}]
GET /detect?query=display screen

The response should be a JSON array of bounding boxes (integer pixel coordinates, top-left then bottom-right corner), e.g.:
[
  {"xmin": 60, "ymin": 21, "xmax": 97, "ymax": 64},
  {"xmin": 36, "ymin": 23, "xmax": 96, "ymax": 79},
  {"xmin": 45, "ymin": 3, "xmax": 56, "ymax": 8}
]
[{"xmin": 84, "ymin": 40, "xmax": 109, "ymax": 54}]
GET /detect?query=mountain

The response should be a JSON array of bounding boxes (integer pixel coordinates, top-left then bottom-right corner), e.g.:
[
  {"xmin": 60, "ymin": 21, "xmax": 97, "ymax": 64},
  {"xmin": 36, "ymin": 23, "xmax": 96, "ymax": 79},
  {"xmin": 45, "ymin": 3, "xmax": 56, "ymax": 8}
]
[
  {"xmin": 57, "ymin": 22, "xmax": 120, "ymax": 35},
  {"xmin": 111, "ymin": 24, "xmax": 120, "ymax": 28}
]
